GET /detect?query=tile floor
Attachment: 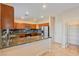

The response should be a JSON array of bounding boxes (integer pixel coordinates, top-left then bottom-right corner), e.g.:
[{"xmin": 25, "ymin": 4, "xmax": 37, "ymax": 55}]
[
  {"xmin": 43, "ymin": 42, "xmax": 79, "ymax": 56},
  {"xmin": 0, "ymin": 38, "xmax": 79, "ymax": 56}
]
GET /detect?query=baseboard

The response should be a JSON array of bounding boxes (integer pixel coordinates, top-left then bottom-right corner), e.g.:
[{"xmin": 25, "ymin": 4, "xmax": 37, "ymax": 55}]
[{"xmin": 69, "ymin": 43, "xmax": 79, "ymax": 46}]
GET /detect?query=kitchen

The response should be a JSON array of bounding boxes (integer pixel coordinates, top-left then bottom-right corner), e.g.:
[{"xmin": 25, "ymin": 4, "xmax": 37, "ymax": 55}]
[{"xmin": 0, "ymin": 3, "xmax": 50, "ymax": 49}]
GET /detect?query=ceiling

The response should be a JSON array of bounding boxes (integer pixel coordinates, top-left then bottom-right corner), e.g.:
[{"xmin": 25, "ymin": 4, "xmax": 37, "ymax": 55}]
[{"xmin": 7, "ymin": 3, "xmax": 79, "ymax": 20}]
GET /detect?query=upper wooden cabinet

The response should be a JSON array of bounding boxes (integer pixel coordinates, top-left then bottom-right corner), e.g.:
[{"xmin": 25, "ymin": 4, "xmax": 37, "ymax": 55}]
[
  {"xmin": 14, "ymin": 22, "xmax": 49, "ymax": 29},
  {"xmin": 0, "ymin": 3, "xmax": 14, "ymax": 29},
  {"xmin": 0, "ymin": 4, "xmax": 1, "ymax": 29},
  {"xmin": 38, "ymin": 23, "xmax": 49, "ymax": 27},
  {"xmin": 14, "ymin": 23, "xmax": 31, "ymax": 29},
  {"xmin": 30, "ymin": 24, "xmax": 37, "ymax": 29},
  {"xmin": 14, "ymin": 23, "xmax": 26, "ymax": 29}
]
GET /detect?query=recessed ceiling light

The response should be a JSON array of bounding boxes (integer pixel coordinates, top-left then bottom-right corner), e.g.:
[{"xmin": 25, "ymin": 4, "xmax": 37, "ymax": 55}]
[
  {"xmin": 41, "ymin": 16, "xmax": 44, "ymax": 18},
  {"xmin": 25, "ymin": 11, "xmax": 29, "ymax": 16},
  {"xmin": 42, "ymin": 4, "xmax": 46, "ymax": 8}
]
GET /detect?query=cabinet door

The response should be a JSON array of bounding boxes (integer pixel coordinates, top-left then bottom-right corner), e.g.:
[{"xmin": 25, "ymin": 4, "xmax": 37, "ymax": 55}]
[
  {"xmin": 31, "ymin": 24, "xmax": 37, "ymax": 29},
  {"xmin": 1, "ymin": 4, "xmax": 14, "ymax": 29},
  {"xmin": 15, "ymin": 23, "xmax": 24, "ymax": 29},
  {"xmin": 0, "ymin": 4, "xmax": 1, "ymax": 29}
]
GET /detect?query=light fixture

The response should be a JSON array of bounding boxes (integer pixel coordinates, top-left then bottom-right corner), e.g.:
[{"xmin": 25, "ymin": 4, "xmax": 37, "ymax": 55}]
[
  {"xmin": 25, "ymin": 11, "xmax": 29, "ymax": 16},
  {"xmin": 42, "ymin": 4, "xmax": 46, "ymax": 8},
  {"xmin": 41, "ymin": 16, "xmax": 44, "ymax": 18}
]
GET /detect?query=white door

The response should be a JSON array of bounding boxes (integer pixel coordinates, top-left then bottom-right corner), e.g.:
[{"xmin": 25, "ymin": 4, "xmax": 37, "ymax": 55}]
[{"xmin": 67, "ymin": 25, "xmax": 79, "ymax": 45}]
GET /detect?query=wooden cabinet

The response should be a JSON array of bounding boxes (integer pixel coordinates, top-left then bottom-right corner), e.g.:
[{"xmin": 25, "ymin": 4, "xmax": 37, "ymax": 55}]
[
  {"xmin": 0, "ymin": 4, "xmax": 1, "ymax": 29},
  {"xmin": 14, "ymin": 23, "xmax": 31, "ymax": 29},
  {"xmin": 30, "ymin": 24, "xmax": 36, "ymax": 29},
  {"xmin": 38, "ymin": 23, "xmax": 49, "ymax": 28},
  {"xmin": 30, "ymin": 23, "xmax": 49, "ymax": 29},
  {"xmin": 0, "ymin": 3, "xmax": 14, "ymax": 29},
  {"xmin": 14, "ymin": 23, "xmax": 49, "ymax": 29},
  {"xmin": 14, "ymin": 23, "xmax": 24, "ymax": 29}
]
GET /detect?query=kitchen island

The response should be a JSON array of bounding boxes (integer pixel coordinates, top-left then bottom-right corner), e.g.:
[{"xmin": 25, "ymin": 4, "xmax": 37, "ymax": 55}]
[{"xmin": 1, "ymin": 29, "xmax": 45, "ymax": 49}]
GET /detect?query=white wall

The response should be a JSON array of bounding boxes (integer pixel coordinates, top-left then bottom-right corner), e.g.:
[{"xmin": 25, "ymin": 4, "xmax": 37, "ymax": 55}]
[
  {"xmin": 54, "ymin": 6, "xmax": 79, "ymax": 47},
  {"xmin": 54, "ymin": 15, "xmax": 63, "ymax": 43},
  {"xmin": 62, "ymin": 7, "xmax": 79, "ymax": 46},
  {"xmin": 49, "ymin": 16, "xmax": 55, "ymax": 41},
  {"xmin": 61, "ymin": 7, "xmax": 79, "ymax": 21}
]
